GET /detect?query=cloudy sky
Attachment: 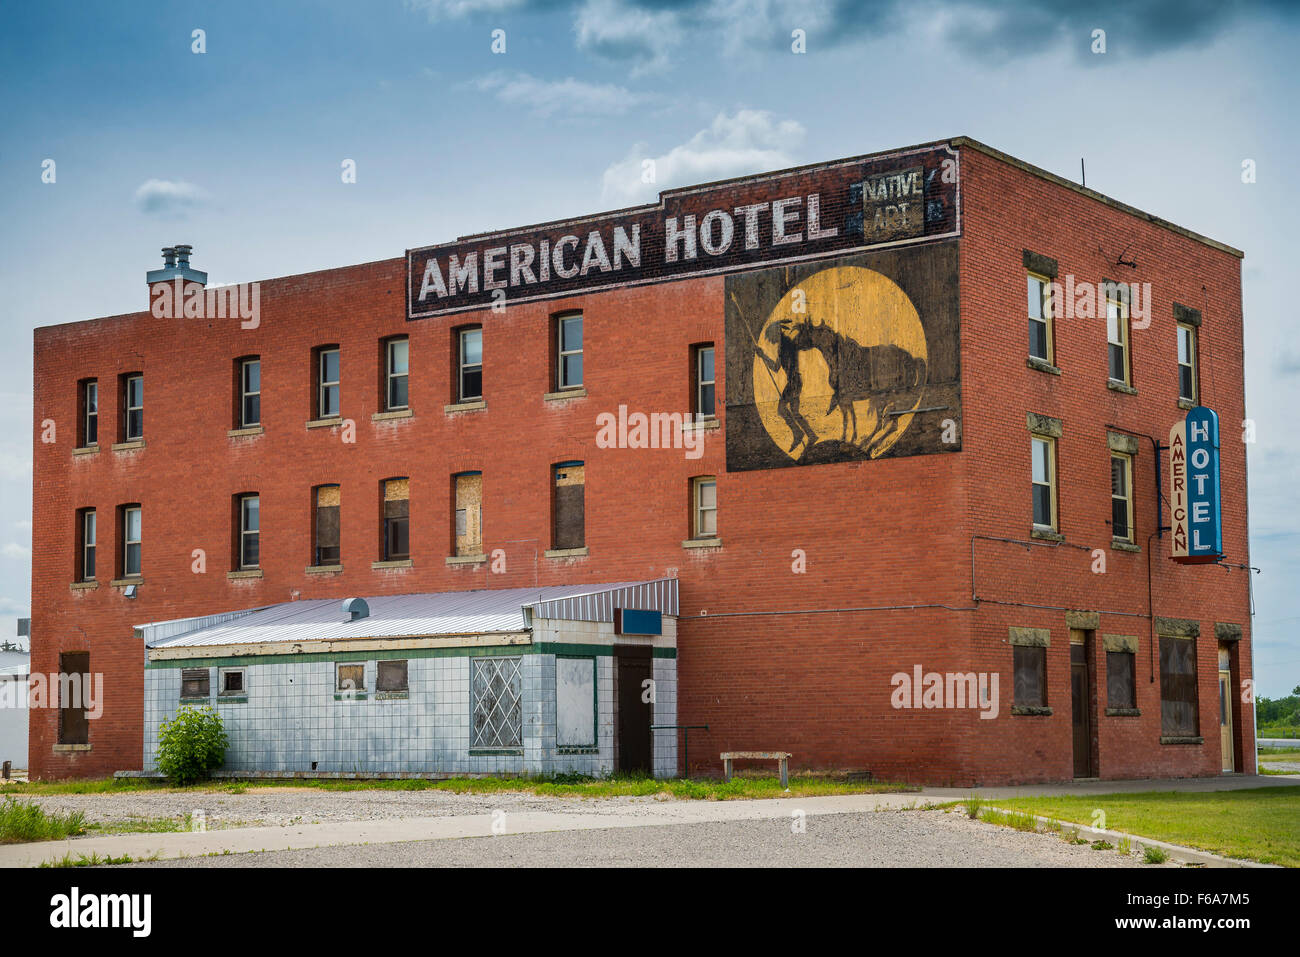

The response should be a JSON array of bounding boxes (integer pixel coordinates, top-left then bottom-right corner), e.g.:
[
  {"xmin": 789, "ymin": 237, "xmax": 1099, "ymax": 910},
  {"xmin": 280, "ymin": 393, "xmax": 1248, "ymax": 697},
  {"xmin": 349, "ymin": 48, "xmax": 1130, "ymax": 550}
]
[{"xmin": 1, "ymin": 0, "xmax": 1296, "ymax": 694}]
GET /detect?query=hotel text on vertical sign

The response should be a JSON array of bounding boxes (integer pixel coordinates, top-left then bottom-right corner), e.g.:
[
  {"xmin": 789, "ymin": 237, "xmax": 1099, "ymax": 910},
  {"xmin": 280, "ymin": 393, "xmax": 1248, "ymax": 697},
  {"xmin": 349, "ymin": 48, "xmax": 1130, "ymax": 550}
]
[{"xmin": 1168, "ymin": 405, "xmax": 1223, "ymax": 564}]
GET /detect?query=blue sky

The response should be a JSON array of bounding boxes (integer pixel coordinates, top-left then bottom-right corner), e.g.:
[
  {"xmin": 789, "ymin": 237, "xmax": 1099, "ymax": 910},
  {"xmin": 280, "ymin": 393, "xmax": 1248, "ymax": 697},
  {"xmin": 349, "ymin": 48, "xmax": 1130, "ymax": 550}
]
[{"xmin": 1, "ymin": 0, "xmax": 1296, "ymax": 695}]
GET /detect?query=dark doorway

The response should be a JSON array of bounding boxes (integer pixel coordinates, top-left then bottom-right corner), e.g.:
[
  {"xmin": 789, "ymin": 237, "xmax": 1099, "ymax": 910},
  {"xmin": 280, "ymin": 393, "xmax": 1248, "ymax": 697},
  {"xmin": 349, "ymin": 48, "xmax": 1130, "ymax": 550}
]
[
  {"xmin": 1070, "ymin": 639, "xmax": 1095, "ymax": 778},
  {"xmin": 616, "ymin": 646, "xmax": 652, "ymax": 774}
]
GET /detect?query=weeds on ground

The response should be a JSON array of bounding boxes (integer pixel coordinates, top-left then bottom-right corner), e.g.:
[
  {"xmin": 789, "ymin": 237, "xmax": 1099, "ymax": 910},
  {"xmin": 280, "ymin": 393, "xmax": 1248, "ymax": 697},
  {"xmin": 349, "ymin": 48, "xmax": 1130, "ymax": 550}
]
[
  {"xmin": 0, "ymin": 797, "xmax": 88, "ymax": 844},
  {"xmin": 1144, "ymin": 845, "xmax": 1170, "ymax": 864}
]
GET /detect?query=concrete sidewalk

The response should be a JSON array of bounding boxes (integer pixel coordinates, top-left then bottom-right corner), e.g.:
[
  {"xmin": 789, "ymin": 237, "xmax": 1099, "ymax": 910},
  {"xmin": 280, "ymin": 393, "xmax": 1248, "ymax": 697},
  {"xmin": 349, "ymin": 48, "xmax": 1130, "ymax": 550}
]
[{"xmin": 3, "ymin": 774, "xmax": 1294, "ymax": 868}]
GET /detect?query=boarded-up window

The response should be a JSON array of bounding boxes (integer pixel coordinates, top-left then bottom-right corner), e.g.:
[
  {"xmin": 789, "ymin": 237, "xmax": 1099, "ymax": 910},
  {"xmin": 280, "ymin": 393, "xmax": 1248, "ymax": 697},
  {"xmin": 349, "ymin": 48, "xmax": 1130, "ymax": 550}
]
[
  {"xmin": 1160, "ymin": 635, "xmax": 1199, "ymax": 736},
  {"xmin": 1106, "ymin": 652, "xmax": 1136, "ymax": 709},
  {"xmin": 337, "ymin": 663, "xmax": 365, "ymax": 693},
  {"xmin": 455, "ymin": 472, "xmax": 482, "ymax": 556},
  {"xmin": 553, "ymin": 462, "xmax": 585, "ymax": 549},
  {"xmin": 315, "ymin": 484, "xmax": 340, "ymax": 565},
  {"xmin": 382, "ymin": 478, "xmax": 409, "ymax": 561},
  {"xmin": 556, "ymin": 657, "xmax": 596, "ymax": 748},
  {"xmin": 181, "ymin": 667, "xmax": 210, "ymax": 700},
  {"xmin": 58, "ymin": 652, "xmax": 90, "ymax": 745},
  {"xmin": 377, "ymin": 659, "xmax": 408, "ymax": 693},
  {"xmin": 1013, "ymin": 645, "xmax": 1046, "ymax": 708}
]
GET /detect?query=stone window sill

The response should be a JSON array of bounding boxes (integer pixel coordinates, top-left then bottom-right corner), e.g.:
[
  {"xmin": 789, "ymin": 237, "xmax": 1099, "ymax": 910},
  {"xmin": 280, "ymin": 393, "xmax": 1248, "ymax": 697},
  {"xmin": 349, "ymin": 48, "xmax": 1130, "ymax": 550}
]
[
  {"xmin": 469, "ymin": 748, "xmax": 523, "ymax": 756},
  {"xmin": 372, "ymin": 408, "xmax": 413, "ymax": 422},
  {"xmin": 682, "ymin": 538, "xmax": 722, "ymax": 549},
  {"xmin": 228, "ymin": 569, "xmax": 263, "ymax": 580},
  {"xmin": 1030, "ymin": 527, "xmax": 1064, "ymax": 542},
  {"xmin": 1011, "ymin": 705, "xmax": 1053, "ymax": 716},
  {"xmin": 1177, "ymin": 397, "xmax": 1195, "ymax": 410},
  {"xmin": 1105, "ymin": 707, "xmax": 1141, "ymax": 717},
  {"xmin": 179, "ymin": 696, "xmax": 210, "ymax": 705},
  {"xmin": 683, "ymin": 417, "xmax": 721, "ymax": 431},
  {"xmin": 445, "ymin": 399, "xmax": 486, "ymax": 414},
  {"xmin": 372, "ymin": 559, "xmax": 413, "ymax": 569},
  {"xmin": 1160, "ymin": 735, "xmax": 1204, "ymax": 745},
  {"xmin": 545, "ymin": 546, "xmax": 589, "ymax": 558},
  {"xmin": 1111, "ymin": 539, "xmax": 1141, "ymax": 553},
  {"xmin": 110, "ymin": 577, "xmax": 143, "ymax": 588},
  {"xmin": 306, "ymin": 417, "xmax": 343, "ymax": 430},
  {"xmin": 227, "ymin": 425, "xmax": 264, "ymax": 437},
  {"xmin": 446, "ymin": 554, "xmax": 486, "ymax": 566},
  {"xmin": 53, "ymin": 744, "xmax": 91, "ymax": 752},
  {"xmin": 1106, "ymin": 379, "xmax": 1138, "ymax": 396},
  {"xmin": 334, "ymin": 693, "xmax": 369, "ymax": 701},
  {"xmin": 72, "ymin": 445, "xmax": 100, "ymax": 456},
  {"xmin": 558, "ymin": 746, "xmax": 599, "ymax": 755},
  {"xmin": 1026, "ymin": 356, "xmax": 1061, "ymax": 376},
  {"xmin": 543, "ymin": 388, "xmax": 587, "ymax": 401},
  {"xmin": 306, "ymin": 564, "xmax": 343, "ymax": 575},
  {"xmin": 70, "ymin": 580, "xmax": 99, "ymax": 591},
  {"xmin": 376, "ymin": 691, "xmax": 409, "ymax": 701},
  {"xmin": 111, "ymin": 439, "xmax": 146, "ymax": 451}
]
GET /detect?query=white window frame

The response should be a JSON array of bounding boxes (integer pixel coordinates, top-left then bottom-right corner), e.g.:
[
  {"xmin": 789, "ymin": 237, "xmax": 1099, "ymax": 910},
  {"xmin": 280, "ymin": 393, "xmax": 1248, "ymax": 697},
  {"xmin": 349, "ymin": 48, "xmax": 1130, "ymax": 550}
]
[
  {"xmin": 1177, "ymin": 322, "xmax": 1198, "ymax": 402},
  {"xmin": 696, "ymin": 345, "xmax": 716, "ymax": 418},
  {"xmin": 82, "ymin": 509, "xmax": 96, "ymax": 581},
  {"xmin": 693, "ymin": 476, "xmax": 717, "ymax": 539},
  {"xmin": 218, "ymin": 667, "xmax": 246, "ymax": 697},
  {"xmin": 1027, "ymin": 272, "xmax": 1053, "ymax": 364},
  {"xmin": 1106, "ymin": 296, "xmax": 1130, "ymax": 385},
  {"xmin": 386, "ymin": 338, "xmax": 409, "ymax": 411},
  {"xmin": 318, "ymin": 348, "xmax": 340, "ymax": 418},
  {"xmin": 238, "ymin": 494, "xmax": 259, "ymax": 569},
  {"xmin": 124, "ymin": 374, "xmax": 144, "ymax": 441},
  {"xmin": 557, "ymin": 313, "xmax": 583, "ymax": 389},
  {"xmin": 1111, "ymin": 452, "xmax": 1134, "ymax": 543},
  {"xmin": 1031, "ymin": 437, "xmax": 1057, "ymax": 532},
  {"xmin": 459, "ymin": 327, "xmax": 483, "ymax": 401},
  {"xmin": 240, "ymin": 358, "xmax": 261, "ymax": 427},
  {"xmin": 123, "ymin": 506, "xmax": 142, "ymax": 577}
]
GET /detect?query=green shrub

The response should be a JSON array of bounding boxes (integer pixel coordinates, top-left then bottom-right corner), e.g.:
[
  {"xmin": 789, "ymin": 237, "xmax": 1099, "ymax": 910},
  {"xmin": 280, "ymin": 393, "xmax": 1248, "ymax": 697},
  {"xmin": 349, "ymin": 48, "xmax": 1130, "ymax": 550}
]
[
  {"xmin": 155, "ymin": 706, "xmax": 227, "ymax": 785},
  {"xmin": 1143, "ymin": 845, "xmax": 1169, "ymax": 865}
]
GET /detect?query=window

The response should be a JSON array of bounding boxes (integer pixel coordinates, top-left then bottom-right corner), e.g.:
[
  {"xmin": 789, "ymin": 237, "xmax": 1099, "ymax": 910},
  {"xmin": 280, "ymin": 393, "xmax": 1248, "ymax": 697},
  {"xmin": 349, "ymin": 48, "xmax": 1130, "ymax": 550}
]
[
  {"xmin": 337, "ymin": 662, "xmax": 365, "ymax": 694},
  {"xmin": 1031, "ymin": 436, "xmax": 1056, "ymax": 530},
  {"xmin": 1027, "ymin": 273, "xmax": 1053, "ymax": 363},
  {"xmin": 317, "ymin": 347, "xmax": 340, "ymax": 418},
  {"xmin": 58, "ymin": 652, "xmax": 90, "ymax": 744},
  {"xmin": 459, "ymin": 327, "xmax": 482, "ymax": 401},
  {"xmin": 694, "ymin": 344, "xmax": 716, "ymax": 417},
  {"xmin": 219, "ymin": 668, "xmax": 245, "ymax": 697},
  {"xmin": 80, "ymin": 379, "xmax": 98, "ymax": 446},
  {"xmin": 1110, "ymin": 453, "xmax": 1133, "ymax": 542},
  {"xmin": 693, "ymin": 476, "xmax": 717, "ymax": 539},
  {"xmin": 471, "ymin": 657, "xmax": 522, "ymax": 749},
  {"xmin": 122, "ymin": 505, "xmax": 142, "ymax": 577},
  {"xmin": 385, "ymin": 338, "xmax": 409, "ymax": 411},
  {"xmin": 180, "ymin": 667, "xmax": 210, "ymax": 700},
  {"xmin": 1159, "ymin": 635, "xmax": 1199, "ymax": 737},
  {"xmin": 454, "ymin": 472, "xmax": 482, "ymax": 556},
  {"xmin": 1106, "ymin": 293, "xmax": 1130, "ymax": 384},
  {"xmin": 78, "ymin": 508, "xmax": 96, "ymax": 581},
  {"xmin": 239, "ymin": 358, "xmax": 261, "ymax": 427},
  {"xmin": 377, "ymin": 659, "xmax": 408, "ymax": 693},
  {"xmin": 552, "ymin": 462, "xmax": 585, "ymax": 549},
  {"xmin": 1177, "ymin": 323, "xmax": 1198, "ymax": 402},
  {"xmin": 381, "ymin": 478, "xmax": 409, "ymax": 561},
  {"xmin": 313, "ymin": 484, "xmax": 341, "ymax": 566},
  {"xmin": 1013, "ymin": 645, "xmax": 1047, "ymax": 708},
  {"xmin": 236, "ymin": 494, "xmax": 259, "ymax": 569},
  {"xmin": 557, "ymin": 313, "xmax": 583, "ymax": 389},
  {"xmin": 1106, "ymin": 651, "xmax": 1136, "ymax": 709},
  {"xmin": 123, "ymin": 373, "xmax": 143, "ymax": 441}
]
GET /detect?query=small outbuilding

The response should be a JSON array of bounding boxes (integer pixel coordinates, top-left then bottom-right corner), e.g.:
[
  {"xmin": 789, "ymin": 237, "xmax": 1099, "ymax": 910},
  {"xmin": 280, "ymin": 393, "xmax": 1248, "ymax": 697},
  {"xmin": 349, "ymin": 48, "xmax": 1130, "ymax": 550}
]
[
  {"xmin": 0, "ymin": 646, "xmax": 29, "ymax": 772},
  {"xmin": 138, "ymin": 580, "xmax": 678, "ymax": 778}
]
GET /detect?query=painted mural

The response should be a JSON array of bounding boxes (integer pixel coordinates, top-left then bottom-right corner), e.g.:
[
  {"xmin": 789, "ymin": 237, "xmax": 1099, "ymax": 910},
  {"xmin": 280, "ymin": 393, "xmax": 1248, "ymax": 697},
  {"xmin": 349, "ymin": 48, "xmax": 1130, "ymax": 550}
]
[{"xmin": 725, "ymin": 242, "xmax": 960, "ymax": 471}]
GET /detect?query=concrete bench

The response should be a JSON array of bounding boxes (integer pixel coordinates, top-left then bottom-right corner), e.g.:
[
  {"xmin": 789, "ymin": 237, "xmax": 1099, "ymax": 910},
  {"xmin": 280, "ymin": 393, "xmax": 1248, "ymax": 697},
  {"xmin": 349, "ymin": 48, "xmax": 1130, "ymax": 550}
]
[{"xmin": 721, "ymin": 751, "xmax": 791, "ymax": 788}]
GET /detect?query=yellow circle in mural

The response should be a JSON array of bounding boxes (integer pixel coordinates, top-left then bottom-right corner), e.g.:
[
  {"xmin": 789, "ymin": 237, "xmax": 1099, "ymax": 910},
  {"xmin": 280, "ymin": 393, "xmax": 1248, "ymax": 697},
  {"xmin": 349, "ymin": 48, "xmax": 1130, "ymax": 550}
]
[{"xmin": 751, "ymin": 265, "xmax": 928, "ymax": 461}]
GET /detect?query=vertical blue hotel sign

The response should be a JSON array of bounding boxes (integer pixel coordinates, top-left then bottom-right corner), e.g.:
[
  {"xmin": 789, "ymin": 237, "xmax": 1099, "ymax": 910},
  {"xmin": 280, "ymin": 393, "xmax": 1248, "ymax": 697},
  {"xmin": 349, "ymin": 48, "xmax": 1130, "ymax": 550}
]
[{"xmin": 1168, "ymin": 406, "xmax": 1223, "ymax": 564}]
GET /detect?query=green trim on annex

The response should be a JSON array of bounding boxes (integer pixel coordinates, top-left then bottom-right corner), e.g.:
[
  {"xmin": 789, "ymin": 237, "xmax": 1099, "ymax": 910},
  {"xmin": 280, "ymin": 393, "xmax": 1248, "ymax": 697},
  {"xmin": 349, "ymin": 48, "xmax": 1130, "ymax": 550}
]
[{"xmin": 146, "ymin": 641, "xmax": 676, "ymax": 670}]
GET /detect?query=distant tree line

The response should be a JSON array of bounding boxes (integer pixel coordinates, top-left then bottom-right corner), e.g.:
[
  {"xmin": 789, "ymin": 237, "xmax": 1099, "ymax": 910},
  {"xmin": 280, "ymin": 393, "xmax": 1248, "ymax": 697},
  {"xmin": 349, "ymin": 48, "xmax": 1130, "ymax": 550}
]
[{"xmin": 1257, "ymin": 686, "xmax": 1300, "ymax": 727}]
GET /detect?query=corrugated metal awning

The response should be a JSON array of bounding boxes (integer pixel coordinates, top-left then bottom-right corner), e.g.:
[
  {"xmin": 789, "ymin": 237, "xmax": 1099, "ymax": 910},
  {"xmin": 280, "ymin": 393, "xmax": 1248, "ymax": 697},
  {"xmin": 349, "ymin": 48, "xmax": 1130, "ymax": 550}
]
[{"xmin": 138, "ymin": 579, "xmax": 678, "ymax": 649}]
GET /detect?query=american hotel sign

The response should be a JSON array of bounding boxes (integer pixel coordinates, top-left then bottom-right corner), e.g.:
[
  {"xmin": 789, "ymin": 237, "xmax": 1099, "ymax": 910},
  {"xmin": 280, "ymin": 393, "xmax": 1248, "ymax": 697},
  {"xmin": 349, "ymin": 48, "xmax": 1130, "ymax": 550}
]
[
  {"xmin": 407, "ymin": 143, "xmax": 960, "ymax": 319},
  {"xmin": 1168, "ymin": 405, "xmax": 1224, "ymax": 564}
]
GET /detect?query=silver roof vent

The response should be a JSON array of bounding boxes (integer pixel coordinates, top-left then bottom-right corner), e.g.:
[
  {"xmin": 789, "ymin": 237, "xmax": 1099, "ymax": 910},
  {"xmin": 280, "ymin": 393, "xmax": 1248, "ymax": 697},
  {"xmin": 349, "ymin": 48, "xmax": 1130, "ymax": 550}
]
[{"xmin": 341, "ymin": 597, "xmax": 370, "ymax": 622}]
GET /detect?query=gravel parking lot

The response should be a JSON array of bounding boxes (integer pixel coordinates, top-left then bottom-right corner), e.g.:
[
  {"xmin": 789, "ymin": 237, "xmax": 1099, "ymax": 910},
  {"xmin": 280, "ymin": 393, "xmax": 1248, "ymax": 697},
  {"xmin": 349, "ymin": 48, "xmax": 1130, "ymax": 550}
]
[{"xmin": 128, "ymin": 808, "xmax": 1164, "ymax": 868}]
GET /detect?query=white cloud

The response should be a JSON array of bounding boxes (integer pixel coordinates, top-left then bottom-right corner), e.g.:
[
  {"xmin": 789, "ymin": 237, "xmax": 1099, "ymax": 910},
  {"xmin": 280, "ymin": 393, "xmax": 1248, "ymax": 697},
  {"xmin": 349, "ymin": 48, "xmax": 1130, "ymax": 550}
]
[
  {"xmin": 133, "ymin": 179, "xmax": 210, "ymax": 217},
  {"xmin": 405, "ymin": 0, "xmax": 527, "ymax": 17},
  {"xmin": 574, "ymin": 0, "xmax": 682, "ymax": 75},
  {"xmin": 600, "ymin": 109, "xmax": 804, "ymax": 205},
  {"xmin": 468, "ymin": 71, "xmax": 654, "ymax": 117}
]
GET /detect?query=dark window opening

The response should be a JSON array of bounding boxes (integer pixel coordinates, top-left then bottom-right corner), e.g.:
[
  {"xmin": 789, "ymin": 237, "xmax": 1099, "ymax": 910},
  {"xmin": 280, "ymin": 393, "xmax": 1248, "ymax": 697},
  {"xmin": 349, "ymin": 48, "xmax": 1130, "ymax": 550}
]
[
  {"xmin": 58, "ymin": 652, "xmax": 90, "ymax": 744},
  {"xmin": 382, "ymin": 478, "xmax": 409, "ymax": 561},
  {"xmin": 1106, "ymin": 651, "xmax": 1136, "ymax": 709},
  {"xmin": 553, "ymin": 462, "xmax": 585, "ymax": 550},
  {"xmin": 1013, "ymin": 644, "xmax": 1047, "ymax": 708},
  {"xmin": 377, "ymin": 659, "xmax": 408, "ymax": 693},
  {"xmin": 314, "ymin": 484, "xmax": 341, "ymax": 566},
  {"xmin": 1160, "ymin": 635, "xmax": 1199, "ymax": 736}
]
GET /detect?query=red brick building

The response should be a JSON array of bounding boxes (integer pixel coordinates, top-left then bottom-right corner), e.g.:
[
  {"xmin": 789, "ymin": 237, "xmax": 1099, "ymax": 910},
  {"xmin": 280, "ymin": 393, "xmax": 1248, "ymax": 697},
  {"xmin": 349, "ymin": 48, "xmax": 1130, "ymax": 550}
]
[{"xmin": 30, "ymin": 137, "xmax": 1253, "ymax": 784}]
